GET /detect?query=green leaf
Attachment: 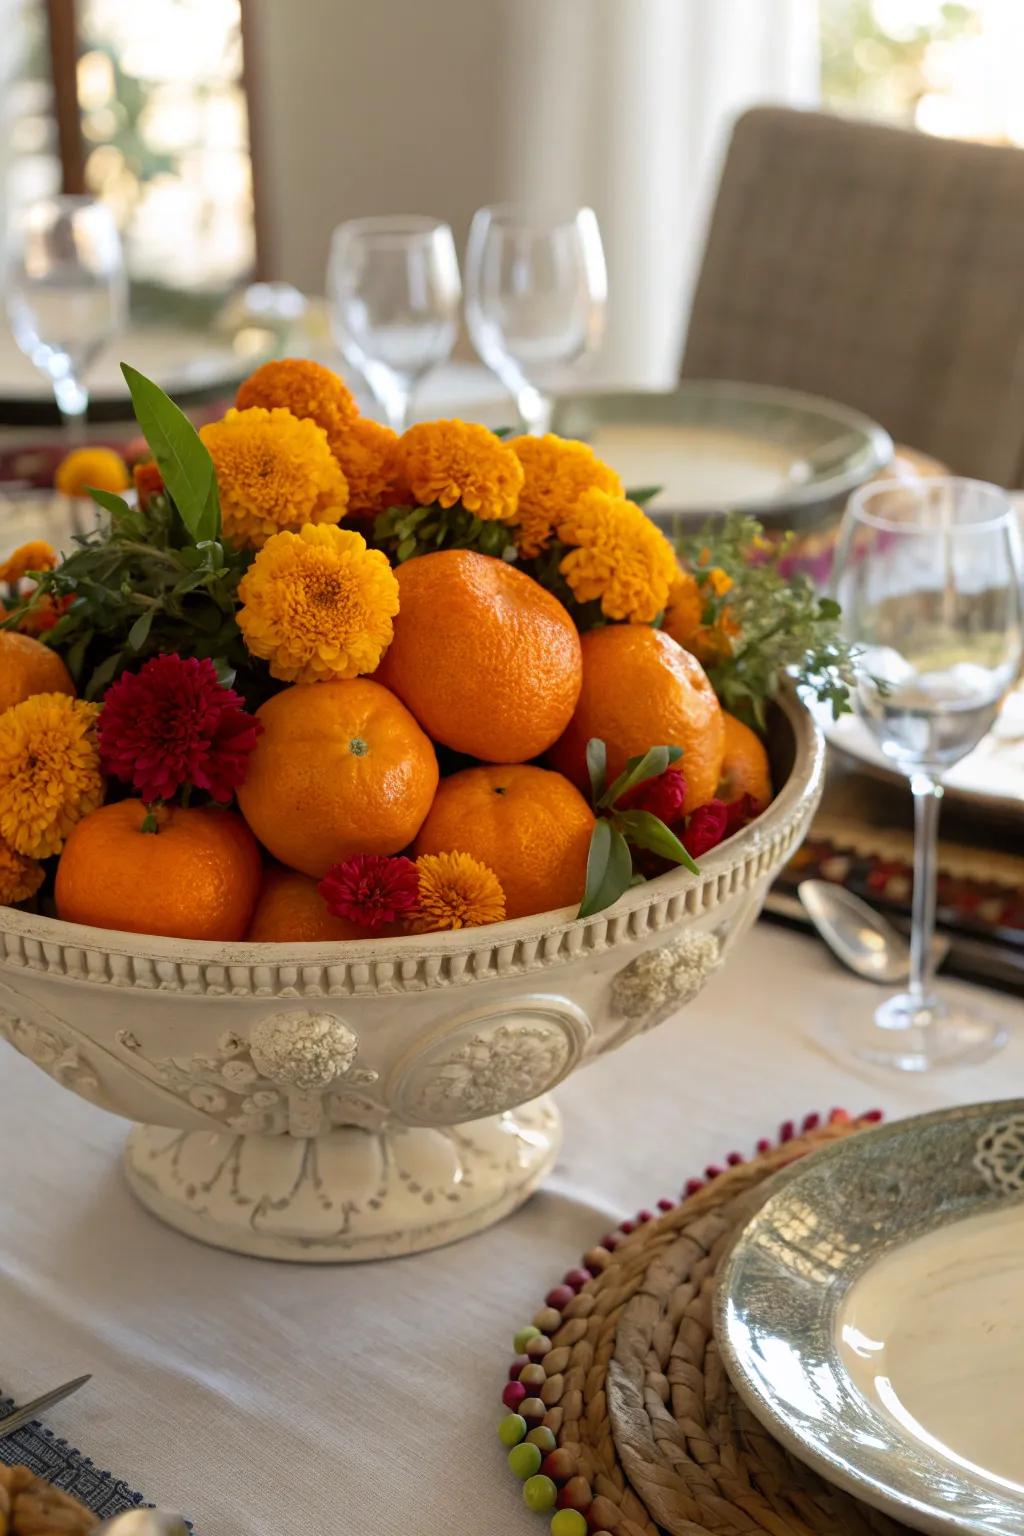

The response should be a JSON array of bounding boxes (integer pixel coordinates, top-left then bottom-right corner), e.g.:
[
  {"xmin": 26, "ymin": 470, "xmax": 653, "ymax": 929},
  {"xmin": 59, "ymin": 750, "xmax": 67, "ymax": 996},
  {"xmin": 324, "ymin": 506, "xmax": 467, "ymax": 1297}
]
[
  {"xmin": 396, "ymin": 535, "xmax": 418, "ymax": 562},
  {"xmin": 127, "ymin": 609, "xmax": 155, "ymax": 650},
  {"xmin": 585, "ymin": 737, "xmax": 607, "ymax": 803},
  {"xmin": 121, "ymin": 363, "xmax": 220, "ymax": 544},
  {"xmin": 85, "ymin": 651, "xmax": 121, "ymax": 700},
  {"xmin": 87, "ymin": 487, "xmax": 137, "ymax": 523},
  {"xmin": 602, "ymin": 745, "xmax": 675, "ymax": 808},
  {"xmin": 578, "ymin": 820, "xmax": 634, "ymax": 919},
  {"xmin": 616, "ymin": 809, "xmax": 700, "ymax": 874},
  {"xmin": 817, "ymin": 597, "xmax": 841, "ymax": 619},
  {"xmin": 625, "ymin": 485, "xmax": 662, "ymax": 506}
]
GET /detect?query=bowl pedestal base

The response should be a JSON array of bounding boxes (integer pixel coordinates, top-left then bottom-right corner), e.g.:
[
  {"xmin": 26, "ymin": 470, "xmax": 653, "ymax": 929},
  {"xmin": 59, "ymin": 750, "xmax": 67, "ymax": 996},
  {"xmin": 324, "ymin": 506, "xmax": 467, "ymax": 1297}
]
[{"xmin": 122, "ymin": 1096, "xmax": 561, "ymax": 1262}]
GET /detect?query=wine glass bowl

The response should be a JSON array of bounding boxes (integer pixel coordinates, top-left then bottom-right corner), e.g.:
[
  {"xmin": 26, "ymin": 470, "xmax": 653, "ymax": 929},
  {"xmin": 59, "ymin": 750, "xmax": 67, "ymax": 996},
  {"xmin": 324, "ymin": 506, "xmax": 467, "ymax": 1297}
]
[
  {"xmin": 465, "ymin": 203, "xmax": 607, "ymax": 434},
  {"xmin": 327, "ymin": 215, "xmax": 461, "ymax": 432},
  {"xmin": 6, "ymin": 195, "xmax": 126, "ymax": 432},
  {"xmin": 831, "ymin": 477, "xmax": 1024, "ymax": 1069}
]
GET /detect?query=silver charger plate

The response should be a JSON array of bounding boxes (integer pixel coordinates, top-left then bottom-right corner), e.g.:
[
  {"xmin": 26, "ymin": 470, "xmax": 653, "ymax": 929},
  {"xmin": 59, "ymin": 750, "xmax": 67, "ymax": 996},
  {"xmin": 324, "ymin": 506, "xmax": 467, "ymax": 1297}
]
[
  {"xmin": 551, "ymin": 380, "xmax": 892, "ymax": 531},
  {"xmin": 716, "ymin": 1101, "xmax": 1024, "ymax": 1535}
]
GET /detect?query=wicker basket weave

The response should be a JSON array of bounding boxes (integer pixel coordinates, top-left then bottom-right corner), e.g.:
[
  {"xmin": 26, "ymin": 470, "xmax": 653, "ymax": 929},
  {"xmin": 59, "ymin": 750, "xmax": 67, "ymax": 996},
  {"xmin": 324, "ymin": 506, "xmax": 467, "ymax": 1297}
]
[{"xmin": 509, "ymin": 1117, "xmax": 910, "ymax": 1535}]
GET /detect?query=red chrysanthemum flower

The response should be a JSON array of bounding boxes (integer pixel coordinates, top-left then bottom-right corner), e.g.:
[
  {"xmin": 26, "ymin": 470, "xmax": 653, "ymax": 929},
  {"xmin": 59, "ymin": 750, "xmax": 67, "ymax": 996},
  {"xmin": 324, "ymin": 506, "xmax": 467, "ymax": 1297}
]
[
  {"xmin": 682, "ymin": 799, "xmax": 729, "ymax": 858},
  {"xmin": 98, "ymin": 654, "xmax": 261, "ymax": 803},
  {"xmin": 617, "ymin": 766, "xmax": 687, "ymax": 826},
  {"xmin": 319, "ymin": 854, "xmax": 420, "ymax": 931},
  {"xmin": 724, "ymin": 792, "xmax": 764, "ymax": 835}
]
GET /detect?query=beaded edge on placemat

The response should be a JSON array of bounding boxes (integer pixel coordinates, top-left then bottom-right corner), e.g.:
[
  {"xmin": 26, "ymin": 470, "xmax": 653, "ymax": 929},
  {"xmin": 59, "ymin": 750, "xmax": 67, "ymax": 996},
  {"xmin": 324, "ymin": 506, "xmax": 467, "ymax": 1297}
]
[
  {"xmin": 493, "ymin": 1106, "xmax": 884, "ymax": 1536},
  {"xmin": 0, "ymin": 1393, "xmax": 195, "ymax": 1532}
]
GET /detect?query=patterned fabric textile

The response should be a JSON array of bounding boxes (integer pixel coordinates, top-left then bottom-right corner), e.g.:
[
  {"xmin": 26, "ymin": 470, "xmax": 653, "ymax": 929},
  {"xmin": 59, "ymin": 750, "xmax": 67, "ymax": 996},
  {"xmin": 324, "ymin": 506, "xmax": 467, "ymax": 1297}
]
[{"xmin": 0, "ymin": 1395, "xmax": 190, "ymax": 1529}]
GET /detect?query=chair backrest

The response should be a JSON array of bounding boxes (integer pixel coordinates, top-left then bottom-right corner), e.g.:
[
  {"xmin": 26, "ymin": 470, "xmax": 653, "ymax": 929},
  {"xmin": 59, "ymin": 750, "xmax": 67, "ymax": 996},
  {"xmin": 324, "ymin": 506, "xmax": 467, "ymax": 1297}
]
[{"xmin": 681, "ymin": 107, "xmax": 1024, "ymax": 486}]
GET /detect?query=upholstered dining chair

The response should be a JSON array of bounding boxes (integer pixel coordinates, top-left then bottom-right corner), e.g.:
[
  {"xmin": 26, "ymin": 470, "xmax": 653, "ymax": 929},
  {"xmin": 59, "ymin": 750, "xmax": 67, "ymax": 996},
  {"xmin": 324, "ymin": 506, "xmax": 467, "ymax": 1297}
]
[{"xmin": 681, "ymin": 107, "xmax": 1024, "ymax": 486}]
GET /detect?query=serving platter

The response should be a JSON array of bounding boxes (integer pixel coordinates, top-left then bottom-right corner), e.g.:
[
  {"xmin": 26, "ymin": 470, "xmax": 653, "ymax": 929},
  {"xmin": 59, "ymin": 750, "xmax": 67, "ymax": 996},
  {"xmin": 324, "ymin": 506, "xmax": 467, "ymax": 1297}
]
[
  {"xmin": 717, "ymin": 1100, "xmax": 1024, "ymax": 1535},
  {"xmin": 552, "ymin": 380, "xmax": 892, "ymax": 530}
]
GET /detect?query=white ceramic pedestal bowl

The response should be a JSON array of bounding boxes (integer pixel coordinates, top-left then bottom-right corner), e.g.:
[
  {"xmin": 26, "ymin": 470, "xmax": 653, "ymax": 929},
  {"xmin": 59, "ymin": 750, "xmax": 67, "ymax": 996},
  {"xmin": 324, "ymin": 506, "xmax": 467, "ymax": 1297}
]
[{"xmin": 0, "ymin": 688, "xmax": 822, "ymax": 1263}]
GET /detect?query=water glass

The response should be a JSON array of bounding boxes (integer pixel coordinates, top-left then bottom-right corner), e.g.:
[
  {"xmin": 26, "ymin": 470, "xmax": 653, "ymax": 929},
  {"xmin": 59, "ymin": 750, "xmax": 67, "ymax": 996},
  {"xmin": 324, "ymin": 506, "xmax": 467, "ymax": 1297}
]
[
  {"xmin": 465, "ymin": 204, "xmax": 607, "ymax": 435},
  {"xmin": 831, "ymin": 476, "xmax": 1024, "ymax": 1070},
  {"xmin": 6, "ymin": 195, "xmax": 126, "ymax": 440},
  {"xmin": 327, "ymin": 216, "xmax": 461, "ymax": 433}
]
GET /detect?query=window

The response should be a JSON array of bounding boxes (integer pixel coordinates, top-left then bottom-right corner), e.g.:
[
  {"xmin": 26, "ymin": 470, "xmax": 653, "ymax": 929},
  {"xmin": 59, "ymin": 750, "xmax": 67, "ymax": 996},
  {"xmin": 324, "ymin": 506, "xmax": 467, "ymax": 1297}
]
[{"xmin": 821, "ymin": 0, "xmax": 1024, "ymax": 145}]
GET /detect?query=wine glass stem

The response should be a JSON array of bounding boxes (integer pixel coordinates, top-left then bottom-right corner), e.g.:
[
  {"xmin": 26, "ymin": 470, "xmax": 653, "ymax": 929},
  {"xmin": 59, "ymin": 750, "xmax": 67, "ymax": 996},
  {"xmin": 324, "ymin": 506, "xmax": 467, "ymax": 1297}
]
[
  {"xmin": 54, "ymin": 376, "xmax": 89, "ymax": 446},
  {"xmin": 517, "ymin": 385, "xmax": 553, "ymax": 436},
  {"xmin": 383, "ymin": 390, "xmax": 411, "ymax": 435},
  {"xmin": 909, "ymin": 771, "xmax": 943, "ymax": 1004}
]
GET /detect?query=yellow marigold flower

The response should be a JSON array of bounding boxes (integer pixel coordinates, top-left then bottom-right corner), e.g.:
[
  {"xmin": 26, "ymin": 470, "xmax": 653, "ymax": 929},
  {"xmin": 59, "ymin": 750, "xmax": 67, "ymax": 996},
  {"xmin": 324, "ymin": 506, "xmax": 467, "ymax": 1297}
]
[
  {"xmin": 236, "ymin": 358, "xmax": 359, "ymax": 442},
  {"xmin": 557, "ymin": 489, "xmax": 677, "ymax": 623},
  {"xmin": 0, "ymin": 541, "xmax": 57, "ymax": 585},
  {"xmin": 200, "ymin": 406, "xmax": 349, "ymax": 548},
  {"xmin": 331, "ymin": 419, "xmax": 407, "ymax": 519},
  {"xmin": 397, "ymin": 420, "xmax": 523, "ymax": 523},
  {"xmin": 408, "ymin": 851, "xmax": 506, "ymax": 933},
  {"xmin": 0, "ymin": 837, "xmax": 44, "ymax": 905},
  {"xmin": 54, "ymin": 447, "xmax": 129, "ymax": 499},
  {"xmin": 237, "ymin": 522, "xmax": 400, "ymax": 684},
  {"xmin": 0, "ymin": 693, "xmax": 102, "ymax": 859},
  {"xmin": 511, "ymin": 434, "xmax": 624, "ymax": 558}
]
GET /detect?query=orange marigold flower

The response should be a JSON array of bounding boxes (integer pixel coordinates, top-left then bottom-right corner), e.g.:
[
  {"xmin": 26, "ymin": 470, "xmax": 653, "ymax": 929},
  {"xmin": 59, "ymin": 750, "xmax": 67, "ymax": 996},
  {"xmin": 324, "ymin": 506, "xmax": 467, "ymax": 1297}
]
[
  {"xmin": 511, "ymin": 434, "xmax": 623, "ymax": 558},
  {"xmin": 14, "ymin": 593, "xmax": 74, "ymax": 636},
  {"xmin": 200, "ymin": 406, "xmax": 348, "ymax": 548},
  {"xmin": 0, "ymin": 837, "xmax": 44, "ymax": 906},
  {"xmin": 331, "ymin": 418, "xmax": 407, "ymax": 519},
  {"xmin": 54, "ymin": 447, "xmax": 129, "ymax": 499},
  {"xmin": 408, "ymin": 851, "xmax": 506, "ymax": 933},
  {"xmin": 236, "ymin": 358, "xmax": 359, "ymax": 442},
  {"xmin": 397, "ymin": 420, "xmax": 523, "ymax": 523},
  {"xmin": 132, "ymin": 460, "xmax": 164, "ymax": 509},
  {"xmin": 0, "ymin": 541, "xmax": 57, "ymax": 585},
  {"xmin": 664, "ymin": 564, "xmax": 739, "ymax": 664},
  {"xmin": 557, "ymin": 489, "xmax": 677, "ymax": 623},
  {"xmin": 0, "ymin": 693, "xmax": 102, "ymax": 859}
]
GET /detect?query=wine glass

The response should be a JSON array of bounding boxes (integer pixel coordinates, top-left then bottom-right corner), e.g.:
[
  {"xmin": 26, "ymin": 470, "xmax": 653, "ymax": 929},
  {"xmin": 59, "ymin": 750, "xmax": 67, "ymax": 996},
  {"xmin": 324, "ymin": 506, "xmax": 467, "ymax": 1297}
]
[
  {"xmin": 327, "ymin": 216, "xmax": 461, "ymax": 433},
  {"xmin": 464, "ymin": 204, "xmax": 607, "ymax": 435},
  {"xmin": 831, "ymin": 477, "xmax": 1024, "ymax": 1070},
  {"xmin": 6, "ymin": 196, "xmax": 126, "ymax": 441}
]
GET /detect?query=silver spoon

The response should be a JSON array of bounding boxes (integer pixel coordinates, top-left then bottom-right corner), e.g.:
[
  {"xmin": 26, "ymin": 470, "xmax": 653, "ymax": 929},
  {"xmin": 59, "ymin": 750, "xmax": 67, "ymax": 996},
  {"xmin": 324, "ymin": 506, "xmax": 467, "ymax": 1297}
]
[
  {"xmin": 93, "ymin": 1514, "xmax": 188, "ymax": 1535},
  {"xmin": 798, "ymin": 879, "xmax": 950, "ymax": 985}
]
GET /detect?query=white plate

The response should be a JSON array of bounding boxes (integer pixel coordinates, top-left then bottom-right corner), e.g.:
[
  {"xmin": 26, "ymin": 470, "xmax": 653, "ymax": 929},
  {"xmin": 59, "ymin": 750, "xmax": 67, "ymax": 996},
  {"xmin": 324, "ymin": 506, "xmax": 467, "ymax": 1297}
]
[{"xmin": 717, "ymin": 1102, "xmax": 1024, "ymax": 1535}]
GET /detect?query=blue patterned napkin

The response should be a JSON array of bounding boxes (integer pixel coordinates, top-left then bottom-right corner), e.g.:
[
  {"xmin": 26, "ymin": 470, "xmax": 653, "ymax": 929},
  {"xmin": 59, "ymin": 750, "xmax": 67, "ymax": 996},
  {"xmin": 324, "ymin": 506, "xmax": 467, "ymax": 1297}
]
[{"xmin": 0, "ymin": 1392, "xmax": 187, "ymax": 1527}]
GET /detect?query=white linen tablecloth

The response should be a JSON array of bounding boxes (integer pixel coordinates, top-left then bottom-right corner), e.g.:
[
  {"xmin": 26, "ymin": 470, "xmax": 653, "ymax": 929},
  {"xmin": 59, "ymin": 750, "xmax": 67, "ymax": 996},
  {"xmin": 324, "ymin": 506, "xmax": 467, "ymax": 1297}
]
[{"xmin": 0, "ymin": 923, "xmax": 1020, "ymax": 1535}]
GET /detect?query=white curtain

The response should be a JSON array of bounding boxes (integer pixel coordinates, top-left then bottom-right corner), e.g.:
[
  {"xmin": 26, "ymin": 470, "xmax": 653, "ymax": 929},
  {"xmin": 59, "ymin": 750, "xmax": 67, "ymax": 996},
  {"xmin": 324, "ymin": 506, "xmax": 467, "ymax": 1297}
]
[{"xmin": 498, "ymin": 0, "xmax": 820, "ymax": 388}]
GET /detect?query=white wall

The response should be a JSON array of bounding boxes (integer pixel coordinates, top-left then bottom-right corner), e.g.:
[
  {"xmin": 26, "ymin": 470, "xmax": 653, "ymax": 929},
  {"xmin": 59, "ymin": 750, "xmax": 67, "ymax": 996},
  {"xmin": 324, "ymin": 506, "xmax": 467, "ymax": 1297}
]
[{"xmin": 248, "ymin": 0, "xmax": 819, "ymax": 386}]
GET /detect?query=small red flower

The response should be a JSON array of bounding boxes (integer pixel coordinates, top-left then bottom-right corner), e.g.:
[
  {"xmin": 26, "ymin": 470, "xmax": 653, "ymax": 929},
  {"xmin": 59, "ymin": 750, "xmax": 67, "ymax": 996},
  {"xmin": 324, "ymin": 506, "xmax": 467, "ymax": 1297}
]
[
  {"xmin": 682, "ymin": 799, "xmax": 729, "ymax": 857},
  {"xmin": 99, "ymin": 654, "xmax": 261, "ymax": 803},
  {"xmin": 724, "ymin": 792, "xmax": 764, "ymax": 835},
  {"xmin": 319, "ymin": 854, "xmax": 420, "ymax": 931},
  {"xmin": 617, "ymin": 766, "xmax": 687, "ymax": 825}
]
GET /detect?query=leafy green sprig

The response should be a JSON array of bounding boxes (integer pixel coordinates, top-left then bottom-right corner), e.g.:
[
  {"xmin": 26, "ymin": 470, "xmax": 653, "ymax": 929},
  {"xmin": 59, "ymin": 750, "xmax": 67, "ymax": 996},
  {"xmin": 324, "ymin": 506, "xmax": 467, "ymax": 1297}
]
[
  {"xmin": 373, "ymin": 502, "xmax": 518, "ymax": 564},
  {"xmin": 677, "ymin": 515, "xmax": 856, "ymax": 727},
  {"xmin": 0, "ymin": 363, "xmax": 262, "ymax": 701},
  {"xmin": 578, "ymin": 740, "xmax": 699, "ymax": 919}
]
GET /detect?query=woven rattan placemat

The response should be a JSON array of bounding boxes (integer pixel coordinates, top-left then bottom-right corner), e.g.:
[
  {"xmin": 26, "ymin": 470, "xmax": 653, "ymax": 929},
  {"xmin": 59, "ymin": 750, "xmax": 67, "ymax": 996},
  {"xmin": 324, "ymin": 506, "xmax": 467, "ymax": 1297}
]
[{"xmin": 498, "ymin": 1112, "xmax": 910, "ymax": 1535}]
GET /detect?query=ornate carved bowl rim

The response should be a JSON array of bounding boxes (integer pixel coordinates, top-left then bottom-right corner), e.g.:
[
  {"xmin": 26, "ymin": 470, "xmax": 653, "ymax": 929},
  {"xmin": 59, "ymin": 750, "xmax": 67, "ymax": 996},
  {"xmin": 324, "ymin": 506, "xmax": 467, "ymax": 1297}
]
[{"xmin": 0, "ymin": 686, "xmax": 823, "ymax": 999}]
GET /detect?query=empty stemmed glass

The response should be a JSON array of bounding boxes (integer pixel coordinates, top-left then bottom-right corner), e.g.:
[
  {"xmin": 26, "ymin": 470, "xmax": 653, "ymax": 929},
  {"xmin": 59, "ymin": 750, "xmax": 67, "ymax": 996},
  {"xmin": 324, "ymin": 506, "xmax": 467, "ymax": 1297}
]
[
  {"xmin": 831, "ymin": 477, "xmax": 1024, "ymax": 1070},
  {"xmin": 6, "ymin": 195, "xmax": 126, "ymax": 442},
  {"xmin": 327, "ymin": 216, "xmax": 461, "ymax": 432},
  {"xmin": 465, "ymin": 204, "xmax": 607, "ymax": 435}
]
